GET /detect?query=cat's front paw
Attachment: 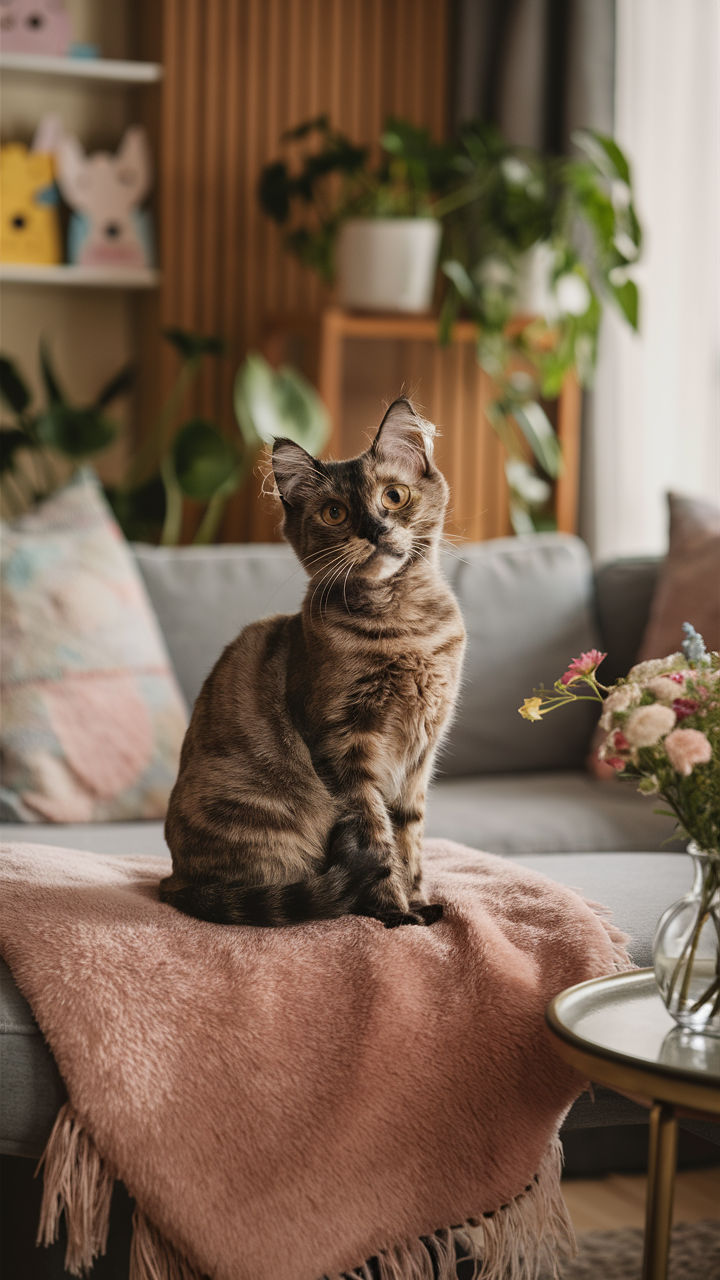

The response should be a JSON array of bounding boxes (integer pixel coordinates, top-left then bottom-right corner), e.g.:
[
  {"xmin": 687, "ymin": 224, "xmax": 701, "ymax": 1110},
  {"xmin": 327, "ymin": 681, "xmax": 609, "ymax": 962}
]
[
  {"xmin": 380, "ymin": 909, "xmax": 427, "ymax": 928},
  {"xmin": 413, "ymin": 902, "xmax": 443, "ymax": 925}
]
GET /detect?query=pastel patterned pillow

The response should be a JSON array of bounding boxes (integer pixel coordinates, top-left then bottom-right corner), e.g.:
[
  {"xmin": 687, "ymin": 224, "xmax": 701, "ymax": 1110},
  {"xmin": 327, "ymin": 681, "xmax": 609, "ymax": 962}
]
[{"xmin": 1, "ymin": 472, "xmax": 188, "ymax": 822}]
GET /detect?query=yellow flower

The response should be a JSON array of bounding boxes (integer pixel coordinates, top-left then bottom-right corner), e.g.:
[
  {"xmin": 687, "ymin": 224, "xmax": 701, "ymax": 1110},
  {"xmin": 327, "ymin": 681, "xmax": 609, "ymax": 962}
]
[{"xmin": 519, "ymin": 697, "xmax": 544, "ymax": 722}]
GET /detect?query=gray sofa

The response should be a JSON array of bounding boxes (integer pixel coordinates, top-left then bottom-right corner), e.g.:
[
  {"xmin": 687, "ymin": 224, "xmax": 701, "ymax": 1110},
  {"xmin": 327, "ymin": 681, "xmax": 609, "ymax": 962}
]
[{"xmin": 1, "ymin": 534, "xmax": 713, "ymax": 1194}]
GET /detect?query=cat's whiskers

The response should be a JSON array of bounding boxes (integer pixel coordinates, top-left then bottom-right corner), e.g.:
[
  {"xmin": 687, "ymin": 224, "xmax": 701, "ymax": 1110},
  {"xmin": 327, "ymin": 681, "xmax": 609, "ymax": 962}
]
[
  {"xmin": 341, "ymin": 558, "xmax": 355, "ymax": 613},
  {"xmin": 320, "ymin": 549, "xmax": 358, "ymax": 619},
  {"xmin": 308, "ymin": 548, "xmax": 355, "ymax": 618},
  {"xmin": 304, "ymin": 543, "xmax": 350, "ymax": 569}
]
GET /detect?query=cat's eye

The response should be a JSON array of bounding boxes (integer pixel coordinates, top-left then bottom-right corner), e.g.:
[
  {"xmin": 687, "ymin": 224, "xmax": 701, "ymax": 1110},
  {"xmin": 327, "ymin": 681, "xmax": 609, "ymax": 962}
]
[
  {"xmin": 321, "ymin": 500, "xmax": 348, "ymax": 526},
  {"xmin": 381, "ymin": 483, "xmax": 411, "ymax": 511}
]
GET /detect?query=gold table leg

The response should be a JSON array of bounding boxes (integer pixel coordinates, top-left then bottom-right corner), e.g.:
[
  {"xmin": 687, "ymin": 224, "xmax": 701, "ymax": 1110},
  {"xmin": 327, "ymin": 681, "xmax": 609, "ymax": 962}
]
[{"xmin": 642, "ymin": 1102, "xmax": 678, "ymax": 1280}]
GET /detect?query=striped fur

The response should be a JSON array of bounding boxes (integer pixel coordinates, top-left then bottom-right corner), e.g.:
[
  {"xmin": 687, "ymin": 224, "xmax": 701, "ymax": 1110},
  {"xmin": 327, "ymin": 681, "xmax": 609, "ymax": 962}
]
[{"xmin": 161, "ymin": 399, "xmax": 466, "ymax": 927}]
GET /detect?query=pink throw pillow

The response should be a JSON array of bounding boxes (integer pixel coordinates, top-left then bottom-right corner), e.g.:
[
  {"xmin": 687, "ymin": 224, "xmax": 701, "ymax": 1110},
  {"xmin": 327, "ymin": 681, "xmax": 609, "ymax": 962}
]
[
  {"xmin": 588, "ymin": 491, "xmax": 720, "ymax": 779},
  {"xmin": 638, "ymin": 492, "xmax": 720, "ymax": 660},
  {"xmin": 1, "ymin": 472, "xmax": 187, "ymax": 822}
]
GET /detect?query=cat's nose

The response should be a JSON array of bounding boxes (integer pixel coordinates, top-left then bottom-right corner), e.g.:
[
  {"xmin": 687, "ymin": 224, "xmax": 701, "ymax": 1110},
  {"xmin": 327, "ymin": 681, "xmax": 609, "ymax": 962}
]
[
  {"xmin": 358, "ymin": 515, "xmax": 385, "ymax": 546},
  {"xmin": 104, "ymin": 222, "xmax": 121, "ymax": 239}
]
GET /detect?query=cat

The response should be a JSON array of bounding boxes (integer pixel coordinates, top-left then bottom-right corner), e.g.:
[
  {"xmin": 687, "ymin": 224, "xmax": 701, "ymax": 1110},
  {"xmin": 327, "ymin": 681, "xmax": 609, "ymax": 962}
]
[{"xmin": 160, "ymin": 398, "xmax": 466, "ymax": 928}]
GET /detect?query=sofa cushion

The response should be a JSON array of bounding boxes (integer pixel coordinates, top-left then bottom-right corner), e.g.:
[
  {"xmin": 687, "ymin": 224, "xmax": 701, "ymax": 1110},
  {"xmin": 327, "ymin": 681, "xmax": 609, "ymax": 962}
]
[
  {"xmin": 439, "ymin": 535, "xmax": 601, "ymax": 775},
  {"xmin": 134, "ymin": 543, "xmax": 304, "ymax": 708},
  {"xmin": 0, "ymin": 474, "xmax": 187, "ymax": 824},
  {"xmin": 425, "ymin": 770, "xmax": 681, "ymax": 856}
]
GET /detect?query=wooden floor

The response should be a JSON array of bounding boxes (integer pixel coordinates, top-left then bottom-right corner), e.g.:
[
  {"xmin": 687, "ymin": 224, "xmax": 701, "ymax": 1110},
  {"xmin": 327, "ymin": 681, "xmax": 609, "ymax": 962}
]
[{"xmin": 562, "ymin": 1166, "xmax": 720, "ymax": 1233}]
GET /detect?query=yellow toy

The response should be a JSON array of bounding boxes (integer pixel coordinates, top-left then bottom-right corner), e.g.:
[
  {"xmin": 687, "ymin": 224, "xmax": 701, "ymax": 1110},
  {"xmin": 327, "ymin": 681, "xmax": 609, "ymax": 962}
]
[{"xmin": 0, "ymin": 143, "xmax": 62, "ymax": 266}]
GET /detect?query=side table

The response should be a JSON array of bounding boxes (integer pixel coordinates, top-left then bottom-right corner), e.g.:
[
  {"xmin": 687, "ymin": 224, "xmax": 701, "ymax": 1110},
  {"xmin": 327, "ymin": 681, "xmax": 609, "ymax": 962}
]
[{"xmin": 546, "ymin": 968, "xmax": 720, "ymax": 1280}]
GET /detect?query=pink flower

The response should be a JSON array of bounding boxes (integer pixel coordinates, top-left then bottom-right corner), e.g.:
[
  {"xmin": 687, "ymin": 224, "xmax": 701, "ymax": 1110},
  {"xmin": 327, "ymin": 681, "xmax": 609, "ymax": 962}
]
[
  {"xmin": 625, "ymin": 703, "xmax": 676, "ymax": 748},
  {"xmin": 605, "ymin": 756, "xmax": 626, "ymax": 772},
  {"xmin": 664, "ymin": 728, "xmax": 713, "ymax": 777},
  {"xmin": 598, "ymin": 729, "xmax": 632, "ymax": 770},
  {"xmin": 672, "ymin": 697, "xmax": 699, "ymax": 722},
  {"xmin": 560, "ymin": 649, "xmax": 607, "ymax": 686}
]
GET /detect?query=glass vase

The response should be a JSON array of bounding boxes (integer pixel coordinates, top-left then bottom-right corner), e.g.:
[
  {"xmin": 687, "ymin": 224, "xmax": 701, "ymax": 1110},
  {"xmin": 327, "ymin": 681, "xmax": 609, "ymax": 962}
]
[{"xmin": 653, "ymin": 843, "xmax": 720, "ymax": 1036}]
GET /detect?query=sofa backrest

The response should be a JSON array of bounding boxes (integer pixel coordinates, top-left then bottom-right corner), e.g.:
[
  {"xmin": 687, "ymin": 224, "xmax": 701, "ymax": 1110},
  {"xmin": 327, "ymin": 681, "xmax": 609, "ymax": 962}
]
[
  {"xmin": 593, "ymin": 557, "xmax": 659, "ymax": 683},
  {"xmin": 135, "ymin": 533, "xmax": 611, "ymax": 777},
  {"xmin": 438, "ymin": 535, "xmax": 601, "ymax": 775}
]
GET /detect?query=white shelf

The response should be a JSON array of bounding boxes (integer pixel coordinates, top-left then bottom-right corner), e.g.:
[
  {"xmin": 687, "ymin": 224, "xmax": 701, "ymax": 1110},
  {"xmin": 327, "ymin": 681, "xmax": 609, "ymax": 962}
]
[
  {"xmin": 0, "ymin": 264, "xmax": 161, "ymax": 290},
  {"xmin": 0, "ymin": 53, "xmax": 162, "ymax": 84}
]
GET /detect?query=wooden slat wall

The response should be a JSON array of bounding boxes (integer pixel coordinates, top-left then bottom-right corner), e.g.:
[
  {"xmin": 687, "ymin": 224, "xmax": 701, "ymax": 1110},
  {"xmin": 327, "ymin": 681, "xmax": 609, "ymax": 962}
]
[{"xmin": 140, "ymin": 0, "xmax": 515, "ymax": 542}]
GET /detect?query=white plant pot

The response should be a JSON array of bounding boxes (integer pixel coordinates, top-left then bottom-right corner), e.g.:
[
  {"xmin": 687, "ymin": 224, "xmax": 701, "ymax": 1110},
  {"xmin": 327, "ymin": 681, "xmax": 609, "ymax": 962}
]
[
  {"xmin": 513, "ymin": 241, "xmax": 556, "ymax": 319},
  {"xmin": 336, "ymin": 217, "xmax": 442, "ymax": 313}
]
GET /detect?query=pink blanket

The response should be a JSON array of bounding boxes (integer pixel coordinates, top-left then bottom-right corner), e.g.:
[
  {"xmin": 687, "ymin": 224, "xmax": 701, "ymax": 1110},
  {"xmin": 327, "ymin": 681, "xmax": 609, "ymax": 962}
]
[{"xmin": 0, "ymin": 840, "xmax": 628, "ymax": 1280}]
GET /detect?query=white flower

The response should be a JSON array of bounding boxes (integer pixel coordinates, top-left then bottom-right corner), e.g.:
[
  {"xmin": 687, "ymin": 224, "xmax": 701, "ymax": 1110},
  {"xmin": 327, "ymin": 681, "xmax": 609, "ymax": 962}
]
[
  {"xmin": 646, "ymin": 676, "xmax": 685, "ymax": 703},
  {"xmin": 599, "ymin": 682, "xmax": 642, "ymax": 730},
  {"xmin": 628, "ymin": 654, "xmax": 684, "ymax": 682},
  {"xmin": 625, "ymin": 703, "xmax": 676, "ymax": 748}
]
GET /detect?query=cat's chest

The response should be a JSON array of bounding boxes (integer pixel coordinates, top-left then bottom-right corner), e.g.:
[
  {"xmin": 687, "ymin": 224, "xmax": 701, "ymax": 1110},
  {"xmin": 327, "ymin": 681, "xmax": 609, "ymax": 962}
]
[{"xmin": 346, "ymin": 637, "xmax": 462, "ymax": 740}]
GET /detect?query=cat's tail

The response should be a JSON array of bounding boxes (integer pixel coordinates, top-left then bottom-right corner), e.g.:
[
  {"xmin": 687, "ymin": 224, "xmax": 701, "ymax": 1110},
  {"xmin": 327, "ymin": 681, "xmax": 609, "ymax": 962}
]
[{"xmin": 158, "ymin": 861, "xmax": 390, "ymax": 927}]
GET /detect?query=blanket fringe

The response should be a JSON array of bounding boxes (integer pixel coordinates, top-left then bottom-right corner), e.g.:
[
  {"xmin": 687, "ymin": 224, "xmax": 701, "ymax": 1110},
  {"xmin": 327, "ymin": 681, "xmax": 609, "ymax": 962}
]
[
  {"xmin": 130, "ymin": 1208, "xmax": 203, "ymax": 1280},
  {"xmin": 35, "ymin": 1102, "xmax": 114, "ymax": 1276},
  {"xmin": 338, "ymin": 1137, "xmax": 575, "ymax": 1280},
  {"xmin": 37, "ymin": 1107, "xmax": 574, "ymax": 1280},
  {"xmin": 35, "ymin": 1103, "xmax": 202, "ymax": 1280}
]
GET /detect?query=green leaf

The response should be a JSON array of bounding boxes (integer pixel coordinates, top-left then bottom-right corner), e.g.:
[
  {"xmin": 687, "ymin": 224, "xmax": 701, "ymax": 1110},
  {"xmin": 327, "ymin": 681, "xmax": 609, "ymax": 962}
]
[
  {"xmin": 94, "ymin": 364, "xmax": 135, "ymax": 409},
  {"xmin": 106, "ymin": 473, "xmax": 166, "ymax": 541},
  {"xmin": 437, "ymin": 291, "xmax": 459, "ymax": 346},
  {"xmin": 162, "ymin": 329, "xmax": 226, "ymax": 361},
  {"xmin": 573, "ymin": 129, "xmax": 631, "ymax": 185},
  {"xmin": 234, "ymin": 353, "xmax": 330, "ymax": 457},
  {"xmin": 510, "ymin": 401, "xmax": 563, "ymax": 478},
  {"xmin": 171, "ymin": 419, "xmax": 239, "ymax": 501},
  {"xmin": 35, "ymin": 405, "xmax": 118, "ymax": 457},
  {"xmin": 610, "ymin": 279, "xmax": 639, "ymax": 330},
  {"xmin": 441, "ymin": 259, "xmax": 475, "ymax": 304},
  {"xmin": 257, "ymin": 161, "xmax": 291, "ymax": 222},
  {"xmin": 0, "ymin": 356, "xmax": 31, "ymax": 415},
  {"xmin": 0, "ymin": 427, "xmax": 36, "ymax": 473},
  {"xmin": 280, "ymin": 114, "xmax": 330, "ymax": 142},
  {"xmin": 39, "ymin": 339, "xmax": 65, "ymax": 406}
]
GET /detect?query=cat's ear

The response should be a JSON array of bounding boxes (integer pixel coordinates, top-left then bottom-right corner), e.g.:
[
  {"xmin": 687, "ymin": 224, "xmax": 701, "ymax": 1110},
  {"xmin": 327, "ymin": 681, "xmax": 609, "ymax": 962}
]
[
  {"xmin": 371, "ymin": 398, "xmax": 436, "ymax": 478},
  {"xmin": 272, "ymin": 438, "xmax": 324, "ymax": 507}
]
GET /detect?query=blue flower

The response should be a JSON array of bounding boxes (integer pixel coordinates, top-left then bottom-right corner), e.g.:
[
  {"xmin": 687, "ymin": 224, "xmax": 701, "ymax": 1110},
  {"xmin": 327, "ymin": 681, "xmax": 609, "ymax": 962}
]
[{"xmin": 681, "ymin": 622, "xmax": 710, "ymax": 667}]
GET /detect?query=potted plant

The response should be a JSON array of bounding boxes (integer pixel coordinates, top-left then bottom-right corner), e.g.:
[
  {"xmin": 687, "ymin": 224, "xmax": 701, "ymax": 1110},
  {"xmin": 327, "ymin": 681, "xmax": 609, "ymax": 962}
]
[
  {"xmin": 437, "ymin": 122, "xmax": 642, "ymax": 530},
  {"xmin": 1, "ymin": 338, "xmax": 329, "ymax": 544},
  {"xmin": 258, "ymin": 115, "xmax": 453, "ymax": 313}
]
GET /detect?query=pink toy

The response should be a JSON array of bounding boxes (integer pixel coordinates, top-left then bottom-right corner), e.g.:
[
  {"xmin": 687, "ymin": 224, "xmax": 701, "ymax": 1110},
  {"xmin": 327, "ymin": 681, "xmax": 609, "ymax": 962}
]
[
  {"xmin": 0, "ymin": 0, "xmax": 72, "ymax": 55},
  {"xmin": 55, "ymin": 127, "xmax": 154, "ymax": 270}
]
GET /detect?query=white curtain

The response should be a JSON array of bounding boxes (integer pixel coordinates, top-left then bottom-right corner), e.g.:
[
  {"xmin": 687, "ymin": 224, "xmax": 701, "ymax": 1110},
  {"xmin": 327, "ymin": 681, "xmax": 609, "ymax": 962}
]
[{"xmin": 585, "ymin": 0, "xmax": 720, "ymax": 561}]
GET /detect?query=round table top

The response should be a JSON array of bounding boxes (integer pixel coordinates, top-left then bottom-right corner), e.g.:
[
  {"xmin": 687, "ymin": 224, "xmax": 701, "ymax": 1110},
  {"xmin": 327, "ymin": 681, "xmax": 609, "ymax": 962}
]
[{"xmin": 546, "ymin": 969, "xmax": 720, "ymax": 1117}]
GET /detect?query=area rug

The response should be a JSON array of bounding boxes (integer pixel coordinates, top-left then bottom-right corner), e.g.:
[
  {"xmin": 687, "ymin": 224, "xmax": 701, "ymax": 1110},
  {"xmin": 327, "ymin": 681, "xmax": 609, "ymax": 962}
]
[
  {"xmin": 0, "ymin": 839, "xmax": 630, "ymax": 1280},
  {"xmin": 538, "ymin": 1218, "xmax": 720, "ymax": 1280}
]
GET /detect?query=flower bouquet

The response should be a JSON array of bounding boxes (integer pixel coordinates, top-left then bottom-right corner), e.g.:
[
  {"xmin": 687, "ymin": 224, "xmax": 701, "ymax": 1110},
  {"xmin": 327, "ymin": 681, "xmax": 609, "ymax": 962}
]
[{"xmin": 519, "ymin": 624, "xmax": 720, "ymax": 1034}]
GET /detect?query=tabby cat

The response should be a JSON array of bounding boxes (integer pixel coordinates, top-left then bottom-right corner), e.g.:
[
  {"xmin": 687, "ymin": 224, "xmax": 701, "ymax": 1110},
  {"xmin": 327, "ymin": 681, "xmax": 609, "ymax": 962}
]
[{"xmin": 160, "ymin": 398, "xmax": 466, "ymax": 928}]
